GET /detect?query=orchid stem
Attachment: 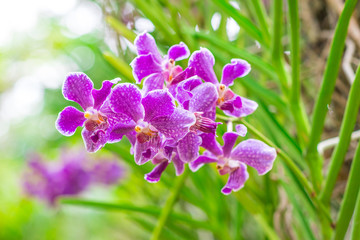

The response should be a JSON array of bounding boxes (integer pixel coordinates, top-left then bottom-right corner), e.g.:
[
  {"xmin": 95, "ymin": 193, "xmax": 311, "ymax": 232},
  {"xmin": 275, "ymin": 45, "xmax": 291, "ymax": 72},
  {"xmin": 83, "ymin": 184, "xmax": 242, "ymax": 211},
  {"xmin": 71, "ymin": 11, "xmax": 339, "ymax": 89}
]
[{"xmin": 150, "ymin": 168, "xmax": 188, "ymax": 240}]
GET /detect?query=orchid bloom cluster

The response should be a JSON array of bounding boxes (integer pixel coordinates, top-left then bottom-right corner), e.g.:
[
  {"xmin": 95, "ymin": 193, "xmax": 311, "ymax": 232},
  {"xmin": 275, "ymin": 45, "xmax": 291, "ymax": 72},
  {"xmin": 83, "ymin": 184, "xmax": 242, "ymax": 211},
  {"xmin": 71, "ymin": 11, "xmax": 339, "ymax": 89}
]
[
  {"xmin": 23, "ymin": 153, "xmax": 123, "ymax": 205},
  {"xmin": 55, "ymin": 32, "xmax": 277, "ymax": 194}
]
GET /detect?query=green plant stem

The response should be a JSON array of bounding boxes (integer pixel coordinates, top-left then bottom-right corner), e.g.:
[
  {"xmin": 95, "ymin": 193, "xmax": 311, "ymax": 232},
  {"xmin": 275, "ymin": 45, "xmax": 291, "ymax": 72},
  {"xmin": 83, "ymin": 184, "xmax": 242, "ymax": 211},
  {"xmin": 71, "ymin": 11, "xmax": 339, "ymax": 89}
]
[
  {"xmin": 192, "ymin": 31, "xmax": 277, "ymax": 80},
  {"xmin": 216, "ymin": 115, "xmax": 332, "ymax": 225},
  {"xmin": 105, "ymin": 16, "xmax": 136, "ymax": 42},
  {"xmin": 150, "ymin": 168, "xmax": 188, "ymax": 240},
  {"xmin": 334, "ymin": 139, "xmax": 360, "ymax": 240},
  {"xmin": 211, "ymin": 0, "xmax": 266, "ymax": 46},
  {"xmin": 351, "ymin": 182, "xmax": 360, "ymax": 240},
  {"xmin": 271, "ymin": 0, "xmax": 289, "ymax": 94},
  {"xmin": 251, "ymin": 0, "xmax": 270, "ymax": 42},
  {"xmin": 320, "ymin": 65, "xmax": 360, "ymax": 204},
  {"xmin": 102, "ymin": 51, "xmax": 135, "ymax": 82},
  {"xmin": 305, "ymin": 0, "xmax": 359, "ymax": 190},
  {"xmin": 287, "ymin": 0, "xmax": 310, "ymax": 146}
]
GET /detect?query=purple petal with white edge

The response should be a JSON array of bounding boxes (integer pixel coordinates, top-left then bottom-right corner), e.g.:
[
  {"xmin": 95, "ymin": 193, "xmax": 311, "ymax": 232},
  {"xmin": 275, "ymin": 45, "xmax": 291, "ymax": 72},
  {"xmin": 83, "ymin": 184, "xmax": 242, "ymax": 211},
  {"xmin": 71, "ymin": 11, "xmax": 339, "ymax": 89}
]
[
  {"xmin": 200, "ymin": 133, "xmax": 223, "ymax": 156},
  {"xmin": 189, "ymin": 82, "xmax": 218, "ymax": 113},
  {"xmin": 142, "ymin": 89, "xmax": 175, "ymax": 122},
  {"xmin": 62, "ymin": 72, "xmax": 94, "ymax": 110},
  {"xmin": 172, "ymin": 151, "xmax": 185, "ymax": 176},
  {"xmin": 142, "ymin": 73, "xmax": 165, "ymax": 95},
  {"xmin": 130, "ymin": 54, "xmax": 163, "ymax": 83},
  {"xmin": 221, "ymin": 59, "xmax": 251, "ymax": 87},
  {"xmin": 81, "ymin": 128, "xmax": 108, "ymax": 153},
  {"xmin": 188, "ymin": 48, "xmax": 218, "ymax": 84},
  {"xmin": 151, "ymin": 108, "xmax": 196, "ymax": 141},
  {"xmin": 221, "ymin": 163, "xmax": 249, "ymax": 195},
  {"xmin": 230, "ymin": 139, "xmax": 277, "ymax": 175},
  {"xmin": 236, "ymin": 124, "xmax": 247, "ymax": 137},
  {"xmin": 108, "ymin": 120, "xmax": 137, "ymax": 143},
  {"xmin": 144, "ymin": 160, "xmax": 169, "ymax": 183},
  {"xmin": 56, "ymin": 106, "xmax": 86, "ymax": 136},
  {"xmin": 177, "ymin": 132, "xmax": 202, "ymax": 163},
  {"xmin": 223, "ymin": 96, "xmax": 258, "ymax": 118},
  {"xmin": 134, "ymin": 140, "xmax": 159, "ymax": 165},
  {"xmin": 134, "ymin": 32, "xmax": 163, "ymax": 63},
  {"xmin": 175, "ymin": 76, "xmax": 202, "ymax": 105},
  {"xmin": 109, "ymin": 83, "xmax": 144, "ymax": 122},
  {"xmin": 189, "ymin": 154, "xmax": 218, "ymax": 172},
  {"xmin": 222, "ymin": 132, "xmax": 239, "ymax": 158},
  {"xmin": 168, "ymin": 42, "xmax": 190, "ymax": 61},
  {"xmin": 92, "ymin": 79, "xmax": 119, "ymax": 110}
]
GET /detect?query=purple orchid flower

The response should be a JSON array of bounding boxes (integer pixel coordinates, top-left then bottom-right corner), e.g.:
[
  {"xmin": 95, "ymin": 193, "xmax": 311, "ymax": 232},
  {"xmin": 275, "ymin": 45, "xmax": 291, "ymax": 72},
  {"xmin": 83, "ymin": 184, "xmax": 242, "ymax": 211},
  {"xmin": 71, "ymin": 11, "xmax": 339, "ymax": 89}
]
[
  {"xmin": 189, "ymin": 125, "xmax": 277, "ymax": 195},
  {"xmin": 55, "ymin": 72, "xmax": 131, "ymax": 152},
  {"xmin": 176, "ymin": 82, "xmax": 222, "ymax": 163},
  {"xmin": 108, "ymin": 83, "xmax": 196, "ymax": 165},
  {"xmin": 91, "ymin": 159, "xmax": 124, "ymax": 185},
  {"xmin": 23, "ymin": 153, "xmax": 91, "ymax": 205},
  {"xmin": 23, "ymin": 152, "xmax": 124, "ymax": 205},
  {"xmin": 188, "ymin": 47, "xmax": 258, "ymax": 118},
  {"xmin": 131, "ymin": 32, "xmax": 190, "ymax": 95},
  {"xmin": 143, "ymin": 141, "xmax": 186, "ymax": 183}
]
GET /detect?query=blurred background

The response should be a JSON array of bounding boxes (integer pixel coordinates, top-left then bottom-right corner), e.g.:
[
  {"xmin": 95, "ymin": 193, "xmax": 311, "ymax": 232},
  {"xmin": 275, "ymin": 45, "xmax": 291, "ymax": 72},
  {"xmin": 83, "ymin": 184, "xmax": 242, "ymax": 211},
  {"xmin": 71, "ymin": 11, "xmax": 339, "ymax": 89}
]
[{"xmin": 1, "ymin": 0, "xmax": 359, "ymax": 239}]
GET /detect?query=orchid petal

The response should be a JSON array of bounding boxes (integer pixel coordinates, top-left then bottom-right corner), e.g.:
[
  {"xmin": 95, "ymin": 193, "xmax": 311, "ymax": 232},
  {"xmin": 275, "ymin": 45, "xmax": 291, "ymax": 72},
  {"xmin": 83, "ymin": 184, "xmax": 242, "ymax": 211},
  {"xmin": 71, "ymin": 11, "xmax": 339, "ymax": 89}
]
[
  {"xmin": 134, "ymin": 32, "xmax": 163, "ymax": 63},
  {"xmin": 109, "ymin": 83, "xmax": 144, "ymax": 122},
  {"xmin": 189, "ymin": 154, "xmax": 218, "ymax": 172},
  {"xmin": 230, "ymin": 139, "xmax": 277, "ymax": 175},
  {"xmin": 56, "ymin": 106, "xmax": 86, "ymax": 136},
  {"xmin": 92, "ymin": 79, "xmax": 119, "ymax": 110},
  {"xmin": 142, "ymin": 89, "xmax": 175, "ymax": 122},
  {"xmin": 188, "ymin": 48, "xmax": 218, "ymax": 84},
  {"xmin": 172, "ymin": 152, "xmax": 185, "ymax": 176},
  {"xmin": 177, "ymin": 132, "xmax": 202, "ymax": 163},
  {"xmin": 142, "ymin": 73, "xmax": 165, "ymax": 95},
  {"xmin": 168, "ymin": 42, "xmax": 190, "ymax": 61},
  {"xmin": 221, "ymin": 163, "xmax": 249, "ymax": 195},
  {"xmin": 221, "ymin": 59, "xmax": 251, "ymax": 86},
  {"xmin": 62, "ymin": 72, "xmax": 94, "ymax": 110},
  {"xmin": 189, "ymin": 82, "xmax": 218, "ymax": 113},
  {"xmin": 151, "ymin": 108, "xmax": 196, "ymax": 141},
  {"xmin": 222, "ymin": 96, "xmax": 258, "ymax": 118},
  {"xmin": 200, "ymin": 133, "xmax": 223, "ymax": 156},
  {"xmin": 131, "ymin": 54, "xmax": 163, "ymax": 83},
  {"xmin": 222, "ymin": 132, "xmax": 239, "ymax": 158},
  {"xmin": 144, "ymin": 160, "xmax": 169, "ymax": 183},
  {"xmin": 235, "ymin": 124, "xmax": 247, "ymax": 137},
  {"xmin": 81, "ymin": 128, "xmax": 108, "ymax": 153}
]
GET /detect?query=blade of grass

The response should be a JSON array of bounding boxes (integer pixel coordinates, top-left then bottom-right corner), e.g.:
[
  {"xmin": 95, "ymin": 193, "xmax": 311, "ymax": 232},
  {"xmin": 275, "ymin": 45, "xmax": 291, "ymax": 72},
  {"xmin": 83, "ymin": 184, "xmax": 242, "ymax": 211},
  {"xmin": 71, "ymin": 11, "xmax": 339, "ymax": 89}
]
[
  {"xmin": 320, "ymin": 65, "xmax": 360, "ymax": 204},
  {"xmin": 105, "ymin": 15, "xmax": 136, "ymax": 42},
  {"xmin": 60, "ymin": 197, "xmax": 213, "ymax": 231},
  {"xmin": 211, "ymin": 0, "xmax": 266, "ymax": 46},
  {"xmin": 150, "ymin": 168, "xmax": 188, "ymax": 240},
  {"xmin": 192, "ymin": 31, "xmax": 277, "ymax": 79},
  {"xmin": 333, "ymin": 139, "xmax": 360, "ymax": 240},
  {"xmin": 102, "ymin": 51, "xmax": 135, "ymax": 82},
  {"xmin": 305, "ymin": 0, "xmax": 359, "ymax": 190},
  {"xmin": 350, "ymin": 180, "xmax": 360, "ymax": 240},
  {"xmin": 287, "ymin": 0, "xmax": 311, "ymax": 146}
]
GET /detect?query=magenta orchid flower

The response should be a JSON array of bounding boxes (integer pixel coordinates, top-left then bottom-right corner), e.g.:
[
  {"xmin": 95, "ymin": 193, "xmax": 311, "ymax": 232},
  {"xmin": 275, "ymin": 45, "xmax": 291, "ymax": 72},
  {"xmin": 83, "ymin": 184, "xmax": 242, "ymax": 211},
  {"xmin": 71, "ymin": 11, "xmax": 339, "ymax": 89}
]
[
  {"xmin": 188, "ymin": 48, "xmax": 258, "ymax": 118},
  {"xmin": 190, "ymin": 125, "xmax": 277, "ymax": 195},
  {"xmin": 131, "ymin": 32, "xmax": 190, "ymax": 95},
  {"xmin": 55, "ymin": 73, "xmax": 131, "ymax": 152},
  {"xmin": 23, "ymin": 153, "xmax": 124, "ymax": 205},
  {"xmin": 108, "ymin": 83, "xmax": 196, "ymax": 165}
]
